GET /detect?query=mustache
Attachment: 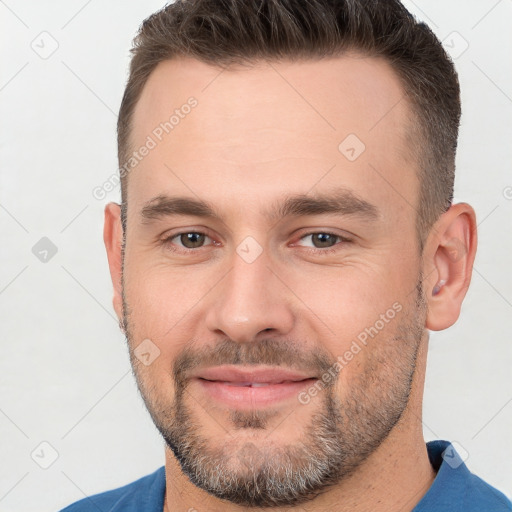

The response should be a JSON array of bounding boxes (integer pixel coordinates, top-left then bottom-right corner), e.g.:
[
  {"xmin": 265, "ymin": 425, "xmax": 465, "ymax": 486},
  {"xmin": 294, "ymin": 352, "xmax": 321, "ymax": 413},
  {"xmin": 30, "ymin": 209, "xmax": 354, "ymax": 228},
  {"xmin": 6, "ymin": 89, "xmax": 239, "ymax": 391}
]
[{"xmin": 172, "ymin": 338, "xmax": 337, "ymax": 387}]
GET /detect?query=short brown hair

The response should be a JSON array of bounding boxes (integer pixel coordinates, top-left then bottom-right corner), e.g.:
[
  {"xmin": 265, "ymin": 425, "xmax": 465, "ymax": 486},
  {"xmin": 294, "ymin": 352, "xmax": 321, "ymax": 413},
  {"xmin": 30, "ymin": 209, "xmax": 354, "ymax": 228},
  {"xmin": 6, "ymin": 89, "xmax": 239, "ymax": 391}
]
[{"xmin": 117, "ymin": 0, "xmax": 460, "ymax": 247}]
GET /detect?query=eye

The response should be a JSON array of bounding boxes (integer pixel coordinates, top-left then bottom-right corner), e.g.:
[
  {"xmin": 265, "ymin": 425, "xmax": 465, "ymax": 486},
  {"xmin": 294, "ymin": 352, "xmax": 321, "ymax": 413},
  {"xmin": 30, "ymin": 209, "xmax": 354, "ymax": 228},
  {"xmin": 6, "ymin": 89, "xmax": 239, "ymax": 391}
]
[
  {"xmin": 161, "ymin": 230, "xmax": 350, "ymax": 255},
  {"xmin": 163, "ymin": 231, "xmax": 216, "ymax": 252},
  {"xmin": 295, "ymin": 232, "xmax": 350, "ymax": 253}
]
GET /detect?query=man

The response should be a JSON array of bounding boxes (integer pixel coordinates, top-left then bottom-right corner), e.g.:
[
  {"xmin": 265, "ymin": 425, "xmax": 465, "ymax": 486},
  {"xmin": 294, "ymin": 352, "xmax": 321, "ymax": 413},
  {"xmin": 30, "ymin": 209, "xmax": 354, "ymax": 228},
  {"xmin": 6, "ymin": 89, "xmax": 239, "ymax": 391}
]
[{"xmin": 61, "ymin": 0, "xmax": 511, "ymax": 510}]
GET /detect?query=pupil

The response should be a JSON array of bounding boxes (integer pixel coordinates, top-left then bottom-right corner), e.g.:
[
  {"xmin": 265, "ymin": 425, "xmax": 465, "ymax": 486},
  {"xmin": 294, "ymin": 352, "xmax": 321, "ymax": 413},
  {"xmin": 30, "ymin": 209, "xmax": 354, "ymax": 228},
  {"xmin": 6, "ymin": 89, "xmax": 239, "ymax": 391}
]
[
  {"xmin": 182, "ymin": 233, "xmax": 204, "ymax": 248},
  {"xmin": 314, "ymin": 233, "xmax": 335, "ymax": 248}
]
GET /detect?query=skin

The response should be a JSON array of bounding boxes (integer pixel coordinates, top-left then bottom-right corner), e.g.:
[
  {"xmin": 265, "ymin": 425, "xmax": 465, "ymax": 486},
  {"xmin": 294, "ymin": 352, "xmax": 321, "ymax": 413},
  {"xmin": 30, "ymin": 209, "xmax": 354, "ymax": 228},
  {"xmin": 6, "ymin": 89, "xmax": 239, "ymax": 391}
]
[{"xmin": 104, "ymin": 55, "xmax": 477, "ymax": 511}]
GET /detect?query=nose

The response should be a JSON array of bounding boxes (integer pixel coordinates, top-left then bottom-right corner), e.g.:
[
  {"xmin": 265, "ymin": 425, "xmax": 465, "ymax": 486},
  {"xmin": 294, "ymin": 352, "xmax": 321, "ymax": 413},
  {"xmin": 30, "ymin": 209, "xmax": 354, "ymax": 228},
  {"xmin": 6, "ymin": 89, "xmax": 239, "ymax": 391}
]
[{"xmin": 204, "ymin": 247, "xmax": 295, "ymax": 343}]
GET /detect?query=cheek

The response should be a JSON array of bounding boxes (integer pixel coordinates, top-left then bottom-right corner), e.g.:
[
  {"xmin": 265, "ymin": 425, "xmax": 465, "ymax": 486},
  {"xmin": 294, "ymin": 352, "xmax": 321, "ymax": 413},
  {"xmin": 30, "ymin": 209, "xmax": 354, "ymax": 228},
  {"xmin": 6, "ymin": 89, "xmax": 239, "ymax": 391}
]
[
  {"xmin": 123, "ymin": 259, "xmax": 212, "ymax": 340},
  {"xmin": 122, "ymin": 261, "xmax": 221, "ymax": 390},
  {"xmin": 285, "ymin": 260, "xmax": 408, "ymax": 348}
]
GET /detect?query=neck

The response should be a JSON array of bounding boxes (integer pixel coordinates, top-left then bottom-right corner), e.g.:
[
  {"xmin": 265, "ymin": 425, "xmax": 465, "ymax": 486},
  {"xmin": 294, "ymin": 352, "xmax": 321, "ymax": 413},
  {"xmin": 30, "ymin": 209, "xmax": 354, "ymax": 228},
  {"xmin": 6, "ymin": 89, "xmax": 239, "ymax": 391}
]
[{"xmin": 163, "ymin": 336, "xmax": 436, "ymax": 512}]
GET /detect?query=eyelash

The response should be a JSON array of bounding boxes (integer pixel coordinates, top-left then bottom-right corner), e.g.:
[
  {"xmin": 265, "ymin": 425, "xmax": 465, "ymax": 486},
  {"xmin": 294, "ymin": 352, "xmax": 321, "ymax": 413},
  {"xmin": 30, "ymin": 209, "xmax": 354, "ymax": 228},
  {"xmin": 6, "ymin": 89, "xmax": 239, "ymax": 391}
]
[{"xmin": 161, "ymin": 230, "xmax": 351, "ymax": 255}]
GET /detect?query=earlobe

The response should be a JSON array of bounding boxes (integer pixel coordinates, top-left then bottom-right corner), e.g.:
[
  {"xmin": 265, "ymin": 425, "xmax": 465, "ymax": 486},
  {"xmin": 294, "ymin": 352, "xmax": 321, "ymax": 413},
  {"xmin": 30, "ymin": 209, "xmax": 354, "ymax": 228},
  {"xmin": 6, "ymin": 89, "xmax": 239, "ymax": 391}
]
[
  {"xmin": 103, "ymin": 202, "xmax": 124, "ymax": 328},
  {"xmin": 425, "ymin": 203, "xmax": 477, "ymax": 331}
]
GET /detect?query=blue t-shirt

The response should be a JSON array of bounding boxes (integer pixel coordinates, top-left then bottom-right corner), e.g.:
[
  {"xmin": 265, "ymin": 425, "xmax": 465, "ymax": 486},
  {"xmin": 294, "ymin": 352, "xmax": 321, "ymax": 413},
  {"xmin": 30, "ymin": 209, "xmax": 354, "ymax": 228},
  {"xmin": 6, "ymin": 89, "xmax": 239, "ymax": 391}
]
[{"xmin": 60, "ymin": 440, "xmax": 511, "ymax": 511}]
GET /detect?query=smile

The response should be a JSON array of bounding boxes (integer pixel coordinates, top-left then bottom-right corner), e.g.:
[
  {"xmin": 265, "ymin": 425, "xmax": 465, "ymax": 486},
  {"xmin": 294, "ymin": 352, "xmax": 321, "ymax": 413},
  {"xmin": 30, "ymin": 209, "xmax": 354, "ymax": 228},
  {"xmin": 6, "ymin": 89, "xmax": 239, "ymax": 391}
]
[
  {"xmin": 196, "ymin": 379, "xmax": 317, "ymax": 408},
  {"xmin": 212, "ymin": 380, "xmax": 302, "ymax": 387}
]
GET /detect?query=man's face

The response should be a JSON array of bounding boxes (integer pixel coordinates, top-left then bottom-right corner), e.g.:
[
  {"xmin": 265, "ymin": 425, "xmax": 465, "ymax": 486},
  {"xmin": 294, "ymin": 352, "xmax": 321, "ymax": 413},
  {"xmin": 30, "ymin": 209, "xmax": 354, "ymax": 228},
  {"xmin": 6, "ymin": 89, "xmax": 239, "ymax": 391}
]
[{"xmin": 120, "ymin": 55, "xmax": 427, "ymax": 506}]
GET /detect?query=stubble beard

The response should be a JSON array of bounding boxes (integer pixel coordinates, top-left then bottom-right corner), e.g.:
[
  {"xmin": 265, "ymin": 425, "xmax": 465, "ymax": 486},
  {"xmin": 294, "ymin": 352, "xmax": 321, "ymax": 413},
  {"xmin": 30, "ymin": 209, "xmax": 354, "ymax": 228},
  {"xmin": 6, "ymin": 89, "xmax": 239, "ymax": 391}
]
[{"xmin": 122, "ymin": 279, "xmax": 427, "ymax": 508}]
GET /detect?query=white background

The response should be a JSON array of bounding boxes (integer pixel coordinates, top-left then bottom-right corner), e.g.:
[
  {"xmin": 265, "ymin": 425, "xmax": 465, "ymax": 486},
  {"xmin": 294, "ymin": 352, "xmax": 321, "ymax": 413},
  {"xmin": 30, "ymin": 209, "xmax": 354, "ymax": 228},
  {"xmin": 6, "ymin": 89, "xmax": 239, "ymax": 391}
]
[{"xmin": 0, "ymin": 1, "xmax": 511, "ymax": 510}]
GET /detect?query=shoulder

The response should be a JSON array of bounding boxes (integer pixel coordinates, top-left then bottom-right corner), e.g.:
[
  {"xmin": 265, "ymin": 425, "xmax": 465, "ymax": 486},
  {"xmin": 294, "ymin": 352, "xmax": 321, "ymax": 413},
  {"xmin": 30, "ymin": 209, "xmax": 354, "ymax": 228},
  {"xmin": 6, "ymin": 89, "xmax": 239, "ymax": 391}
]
[
  {"xmin": 464, "ymin": 471, "xmax": 512, "ymax": 510},
  {"xmin": 414, "ymin": 440, "xmax": 512, "ymax": 511},
  {"xmin": 59, "ymin": 466, "xmax": 166, "ymax": 512}
]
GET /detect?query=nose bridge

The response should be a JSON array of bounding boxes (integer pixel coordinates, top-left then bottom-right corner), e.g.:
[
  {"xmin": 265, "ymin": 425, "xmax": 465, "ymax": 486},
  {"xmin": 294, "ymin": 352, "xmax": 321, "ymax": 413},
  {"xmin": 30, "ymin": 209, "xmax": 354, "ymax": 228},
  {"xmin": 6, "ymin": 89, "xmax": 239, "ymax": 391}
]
[{"xmin": 205, "ymin": 244, "xmax": 294, "ymax": 342}]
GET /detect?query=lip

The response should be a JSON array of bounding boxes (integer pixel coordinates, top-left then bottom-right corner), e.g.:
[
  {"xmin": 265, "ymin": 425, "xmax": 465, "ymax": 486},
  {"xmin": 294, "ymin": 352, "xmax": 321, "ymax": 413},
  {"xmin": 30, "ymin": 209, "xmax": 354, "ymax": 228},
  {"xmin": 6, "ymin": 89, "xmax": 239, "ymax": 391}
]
[
  {"xmin": 190, "ymin": 365, "xmax": 318, "ymax": 409},
  {"xmin": 192, "ymin": 365, "xmax": 315, "ymax": 384}
]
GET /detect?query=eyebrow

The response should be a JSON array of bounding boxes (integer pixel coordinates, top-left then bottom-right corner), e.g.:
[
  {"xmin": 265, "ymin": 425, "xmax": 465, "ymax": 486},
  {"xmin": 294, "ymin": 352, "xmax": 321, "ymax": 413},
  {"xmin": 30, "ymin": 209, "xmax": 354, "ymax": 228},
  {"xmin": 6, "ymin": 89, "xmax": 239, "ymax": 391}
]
[{"xmin": 140, "ymin": 188, "xmax": 380, "ymax": 224}]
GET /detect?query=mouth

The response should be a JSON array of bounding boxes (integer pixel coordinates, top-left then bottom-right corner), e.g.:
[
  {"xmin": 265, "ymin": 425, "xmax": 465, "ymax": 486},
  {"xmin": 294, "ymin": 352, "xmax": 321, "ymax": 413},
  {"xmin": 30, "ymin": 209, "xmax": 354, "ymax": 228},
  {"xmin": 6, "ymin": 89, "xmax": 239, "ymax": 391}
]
[
  {"xmin": 190, "ymin": 365, "xmax": 318, "ymax": 408},
  {"xmin": 205, "ymin": 380, "xmax": 306, "ymax": 387}
]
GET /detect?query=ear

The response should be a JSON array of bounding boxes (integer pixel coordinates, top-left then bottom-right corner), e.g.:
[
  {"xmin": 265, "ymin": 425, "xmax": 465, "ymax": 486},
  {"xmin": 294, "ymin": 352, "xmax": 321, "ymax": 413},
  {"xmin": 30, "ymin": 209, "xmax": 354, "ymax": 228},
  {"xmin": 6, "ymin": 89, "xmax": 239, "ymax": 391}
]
[
  {"xmin": 103, "ymin": 202, "xmax": 124, "ymax": 329},
  {"xmin": 423, "ymin": 203, "xmax": 478, "ymax": 331}
]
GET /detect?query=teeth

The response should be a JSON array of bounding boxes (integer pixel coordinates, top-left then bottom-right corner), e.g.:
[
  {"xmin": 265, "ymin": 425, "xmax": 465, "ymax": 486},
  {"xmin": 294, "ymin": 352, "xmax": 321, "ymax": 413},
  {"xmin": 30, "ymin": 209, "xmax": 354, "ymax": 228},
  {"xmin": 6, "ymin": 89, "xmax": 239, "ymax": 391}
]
[{"xmin": 220, "ymin": 381, "xmax": 277, "ymax": 387}]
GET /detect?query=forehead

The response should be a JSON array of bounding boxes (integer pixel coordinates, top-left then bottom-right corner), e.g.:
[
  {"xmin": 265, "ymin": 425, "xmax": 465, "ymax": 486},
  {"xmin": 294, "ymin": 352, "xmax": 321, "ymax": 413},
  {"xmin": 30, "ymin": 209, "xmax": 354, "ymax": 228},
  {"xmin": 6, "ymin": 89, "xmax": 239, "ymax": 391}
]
[{"xmin": 128, "ymin": 55, "xmax": 418, "ymax": 225}]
